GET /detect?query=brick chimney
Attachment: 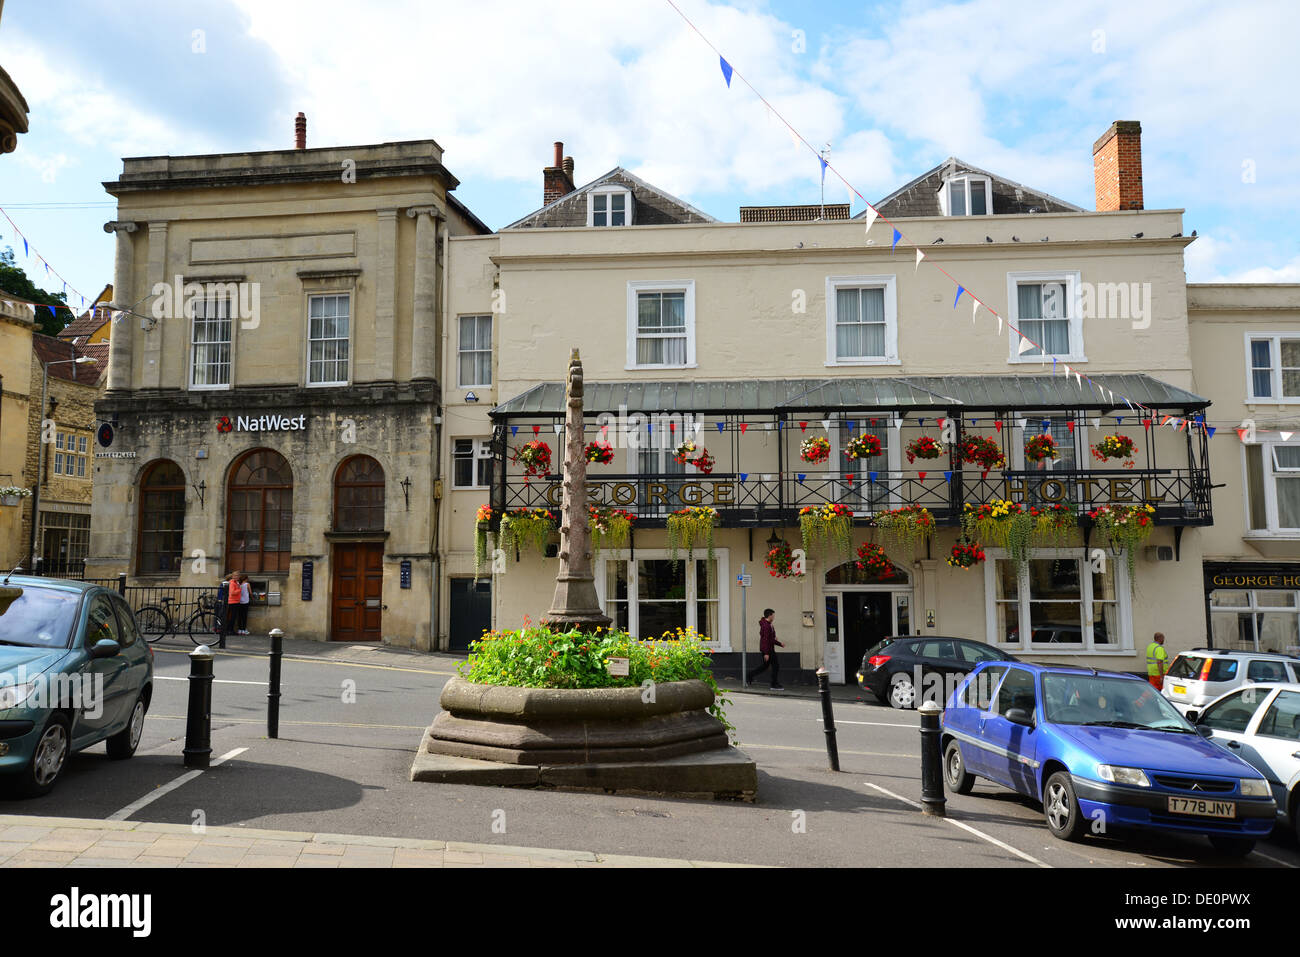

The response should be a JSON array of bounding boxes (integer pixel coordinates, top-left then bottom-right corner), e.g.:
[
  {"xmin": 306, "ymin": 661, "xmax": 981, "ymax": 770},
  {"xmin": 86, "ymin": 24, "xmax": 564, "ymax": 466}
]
[
  {"xmin": 543, "ymin": 141, "xmax": 575, "ymax": 205},
  {"xmin": 1093, "ymin": 121, "xmax": 1142, "ymax": 211},
  {"xmin": 295, "ymin": 112, "xmax": 307, "ymax": 150}
]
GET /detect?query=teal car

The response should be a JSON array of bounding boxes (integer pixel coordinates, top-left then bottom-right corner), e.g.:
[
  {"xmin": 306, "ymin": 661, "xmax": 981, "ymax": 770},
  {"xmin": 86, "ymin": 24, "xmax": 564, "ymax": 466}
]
[{"xmin": 0, "ymin": 576, "xmax": 153, "ymax": 796}]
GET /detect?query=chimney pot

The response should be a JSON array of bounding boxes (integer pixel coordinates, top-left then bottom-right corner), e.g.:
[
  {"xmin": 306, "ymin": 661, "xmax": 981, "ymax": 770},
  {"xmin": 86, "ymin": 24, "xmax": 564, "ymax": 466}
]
[
  {"xmin": 543, "ymin": 142, "xmax": 576, "ymax": 207},
  {"xmin": 1093, "ymin": 120, "xmax": 1142, "ymax": 211},
  {"xmin": 562, "ymin": 155, "xmax": 574, "ymax": 178},
  {"xmin": 553, "ymin": 141, "xmax": 563, "ymax": 167},
  {"xmin": 295, "ymin": 112, "xmax": 307, "ymax": 150}
]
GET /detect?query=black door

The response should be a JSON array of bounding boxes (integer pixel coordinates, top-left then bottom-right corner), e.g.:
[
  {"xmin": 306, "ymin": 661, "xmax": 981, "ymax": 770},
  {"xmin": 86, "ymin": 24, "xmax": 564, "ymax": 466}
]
[
  {"xmin": 843, "ymin": 593, "xmax": 893, "ymax": 684},
  {"xmin": 449, "ymin": 579, "xmax": 492, "ymax": 652}
]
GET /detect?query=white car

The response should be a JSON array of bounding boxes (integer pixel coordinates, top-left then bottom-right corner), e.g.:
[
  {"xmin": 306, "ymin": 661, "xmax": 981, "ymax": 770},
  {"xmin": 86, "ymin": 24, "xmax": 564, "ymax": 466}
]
[
  {"xmin": 1189, "ymin": 682, "xmax": 1300, "ymax": 841},
  {"xmin": 1162, "ymin": 649, "xmax": 1300, "ymax": 714}
]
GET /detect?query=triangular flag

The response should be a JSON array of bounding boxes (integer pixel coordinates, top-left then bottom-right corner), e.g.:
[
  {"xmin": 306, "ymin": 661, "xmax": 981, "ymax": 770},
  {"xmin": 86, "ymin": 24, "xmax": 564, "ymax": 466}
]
[
  {"xmin": 739, "ymin": 423, "xmax": 748, "ymax": 434},
  {"xmin": 1142, "ymin": 418, "xmax": 1153, "ymax": 428},
  {"xmin": 997, "ymin": 315, "xmax": 1003, "ymax": 334},
  {"xmin": 511, "ymin": 426, "xmax": 518, "ymax": 437},
  {"xmin": 846, "ymin": 421, "xmax": 856, "ymax": 431},
  {"xmin": 1116, "ymin": 417, "xmax": 1124, "ymax": 426},
  {"xmin": 943, "ymin": 471, "xmax": 953, "ymax": 483},
  {"xmin": 719, "ymin": 56, "xmax": 733, "ymax": 87},
  {"xmin": 1207, "ymin": 426, "xmax": 1217, "ymax": 438},
  {"xmin": 739, "ymin": 473, "xmax": 748, "ymax": 483},
  {"xmin": 600, "ymin": 424, "xmax": 609, "ymax": 437},
  {"xmin": 1041, "ymin": 419, "xmax": 1050, "ymax": 431},
  {"xmin": 846, "ymin": 474, "xmax": 855, "ymax": 483},
  {"xmin": 891, "ymin": 229, "xmax": 901, "ymax": 252},
  {"xmin": 1283, "ymin": 431, "xmax": 1295, "ymax": 441},
  {"xmin": 799, "ymin": 422, "xmax": 807, "ymax": 431},
  {"xmin": 994, "ymin": 421, "xmax": 1003, "ymax": 432},
  {"xmin": 22, "ymin": 237, "xmax": 28, "ymax": 257},
  {"xmin": 1091, "ymin": 418, "xmax": 1101, "ymax": 429},
  {"xmin": 1236, "ymin": 428, "xmax": 1248, "ymax": 442},
  {"xmin": 716, "ymin": 422, "xmax": 724, "ymax": 433},
  {"xmin": 1017, "ymin": 335, "xmax": 1035, "ymax": 355},
  {"xmin": 937, "ymin": 417, "xmax": 945, "ymax": 428},
  {"xmin": 918, "ymin": 418, "xmax": 926, "ymax": 428},
  {"xmin": 693, "ymin": 420, "xmax": 702, "ymax": 435},
  {"xmin": 864, "ymin": 207, "xmax": 878, "ymax": 236},
  {"xmin": 918, "ymin": 471, "xmax": 927, "ymax": 481},
  {"xmin": 789, "ymin": 127, "xmax": 801, "ymax": 150},
  {"xmin": 821, "ymin": 419, "xmax": 832, "ymax": 432},
  {"xmin": 915, "ymin": 248, "xmax": 925, "ymax": 271},
  {"xmin": 669, "ymin": 422, "xmax": 676, "ymax": 433},
  {"xmin": 1016, "ymin": 418, "xmax": 1028, "ymax": 429},
  {"xmin": 972, "ymin": 300, "xmax": 979, "ymax": 325},
  {"xmin": 532, "ymin": 425, "xmax": 540, "ymax": 436},
  {"xmin": 819, "ymin": 156, "xmax": 828, "ymax": 183},
  {"xmin": 954, "ymin": 286, "xmax": 964, "ymax": 308},
  {"xmin": 1067, "ymin": 421, "xmax": 1075, "ymax": 433},
  {"xmin": 47, "ymin": 305, "xmax": 56, "ymax": 317},
  {"xmin": 1075, "ymin": 372, "xmax": 1082, "ymax": 388},
  {"xmin": 553, "ymin": 424, "xmax": 563, "ymax": 434},
  {"xmin": 868, "ymin": 472, "xmax": 877, "ymax": 482},
  {"xmin": 797, "ymin": 473, "xmax": 806, "ymax": 484}
]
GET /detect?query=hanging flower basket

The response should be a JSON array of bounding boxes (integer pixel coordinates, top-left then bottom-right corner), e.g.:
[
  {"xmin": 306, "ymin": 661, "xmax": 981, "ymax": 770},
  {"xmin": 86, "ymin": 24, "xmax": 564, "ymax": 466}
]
[
  {"xmin": 798, "ymin": 502, "xmax": 854, "ymax": 561},
  {"xmin": 843, "ymin": 434, "xmax": 882, "ymax": 460},
  {"xmin": 589, "ymin": 506, "xmax": 635, "ymax": 556},
  {"xmin": 946, "ymin": 539, "xmax": 986, "ymax": 570},
  {"xmin": 666, "ymin": 506, "xmax": 719, "ymax": 564},
  {"xmin": 871, "ymin": 505, "xmax": 935, "ymax": 552},
  {"xmin": 1091, "ymin": 434, "xmax": 1138, "ymax": 469},
  {"xmin": 513, "ymin": 441, "xmax": 552, "ymax": 477},
  {"xmin": 498, "ymin": 508, "xmax": 556, "ymax": 559},
  {"xmin": 688, "ymin": 448, "xmax": 716, "ymax": 475},
  {"xmin": 1088, "ymin": 504, "xmax": 1157, "ymax": 586},
  {"xmin": 673, "ymin": 440, "xmax": 698, "ymax": 466},
  {"xmin": 584, "ymin": 441, "xmax": 615, "ymax": 465},
  {"xmin": 1030, "ymin": 503, "xmax": 1078, "ymax": 550},
  {"xmin": 764, "ymin": 539, "xmax": 800, "ymax": 579},
  {"xmin": 474, "ymin": 504, "xmax": 495, "ymax": 579},
  {"xmin": 1024, "ymin": 433, "xmax": 1060, "ymax": 463},
  {"xmin": 0, "ymin": 486, "xmax": 31, "ymax": 507},
  {"xmin": 800, "ymin": 436, "xmax": 831, "ymax": 465},
  {"xmin": 905, "ymin": 436, "xmax": 943, "ymax": 464},
  {"xmin": 854, "ymin": 541, "xmax": 897, "ymax": 580},
  {"xmin": 960, "ymin": 436, "xmax": 1006, "ymax": 476}
]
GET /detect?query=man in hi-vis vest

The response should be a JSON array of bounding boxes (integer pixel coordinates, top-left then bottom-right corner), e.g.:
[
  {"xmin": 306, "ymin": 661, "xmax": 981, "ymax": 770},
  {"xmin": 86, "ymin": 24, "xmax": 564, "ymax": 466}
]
[{"xmin": 1145, "ymin": 632, "xmax": 1169, "ymax": 690}]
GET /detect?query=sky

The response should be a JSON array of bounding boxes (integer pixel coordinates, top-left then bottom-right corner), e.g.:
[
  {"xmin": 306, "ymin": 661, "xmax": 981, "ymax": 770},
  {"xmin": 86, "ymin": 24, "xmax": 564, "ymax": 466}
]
[{"xmin": 1, "ymin": 0, "xmax": 1297, "ymax": 310}]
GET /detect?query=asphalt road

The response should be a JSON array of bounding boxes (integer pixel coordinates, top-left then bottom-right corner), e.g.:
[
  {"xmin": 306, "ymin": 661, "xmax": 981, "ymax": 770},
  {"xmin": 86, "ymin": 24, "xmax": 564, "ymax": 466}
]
[{"xmin": 3, "ymin": 641, "xmax": 1298, "ymax": 869}]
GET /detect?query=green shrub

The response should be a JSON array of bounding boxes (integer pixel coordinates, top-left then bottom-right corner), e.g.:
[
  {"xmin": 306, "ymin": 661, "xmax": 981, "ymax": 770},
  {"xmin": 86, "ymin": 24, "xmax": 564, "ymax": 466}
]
[{"xmin": 458, "ymin": 624, "xmax": 734, "ymax": 740}]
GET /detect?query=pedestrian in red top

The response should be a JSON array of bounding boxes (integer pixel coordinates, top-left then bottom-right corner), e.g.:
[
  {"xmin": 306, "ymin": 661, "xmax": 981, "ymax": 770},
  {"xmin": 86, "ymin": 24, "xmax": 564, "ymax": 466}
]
[{"xmin": 746, "ymin": 608, "xmax": 785, "ymax": 691}]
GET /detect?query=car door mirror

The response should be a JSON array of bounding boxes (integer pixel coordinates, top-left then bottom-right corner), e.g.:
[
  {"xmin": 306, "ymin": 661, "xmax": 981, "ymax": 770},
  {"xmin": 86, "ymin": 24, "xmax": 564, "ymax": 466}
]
[
  {"xmin": 1195, "ymin": 724, "xmax": 1214, "ymax": 738},
  {"xmin": 1006, "ymin": 707, "xmax": 1035, "ymax": 727},
  {"xmin": 90, "ymin": 639, "xmax": 121, "ymax": 659},
  {"xmin": 1184, "ymin": 709, "xmax": 1199, "ymax": 723}
]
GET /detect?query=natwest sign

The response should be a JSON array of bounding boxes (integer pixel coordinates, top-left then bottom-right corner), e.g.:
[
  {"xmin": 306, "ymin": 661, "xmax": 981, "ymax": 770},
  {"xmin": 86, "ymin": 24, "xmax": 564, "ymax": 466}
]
[{"xmin": 218, "ymin": 414, "xmax": 307, "ymax": 433}]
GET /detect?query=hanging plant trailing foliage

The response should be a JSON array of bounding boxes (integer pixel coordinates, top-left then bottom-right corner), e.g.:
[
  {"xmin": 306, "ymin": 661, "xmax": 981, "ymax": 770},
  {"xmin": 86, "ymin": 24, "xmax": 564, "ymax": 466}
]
[
  {"xmin": 666, "ymin": 506, "xmax": 719, "ymax": 565},
  {"xmin": 474, "ymin": 504, "xmax": 495, "ymax": 579},
  {"xmin": 498, "ymin": 508, "xmax": 556, "ymax": 559},
  {"xmin": 1088, "ymin": 504, "xmax": 1157, "ymax": 587},
  {"xmin": 871, "ymin": 505, "xmax": 935, "ymax": 553},
  {"xmin": 798, "ymin": 503, "xmax": 854, "ymax": 561},
  {"xmin": 963, "ymin": 500, "xmax": 1035, "ymax": 575},
  {"xmin": 1031, "ymin": 503, "xmax": 1078, "ymax": 551},
  {"xmin": 589, "ymin": 506, "xmax": 635, "ymax": 556},
  {"xmin": 584, "ymin": 441, "xmax": 615, "ymax": 465}
]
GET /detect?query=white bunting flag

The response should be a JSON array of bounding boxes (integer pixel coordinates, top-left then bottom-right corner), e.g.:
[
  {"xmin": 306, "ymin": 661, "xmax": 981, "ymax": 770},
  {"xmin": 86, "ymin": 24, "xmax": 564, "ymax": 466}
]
[
  {"xmin": 1063, "ymin": 364, "xmax": 1072, "ymax": 379},
  {"xmin": 1283, "ymin": 431, "xmax": 1295, "ymax": 442},
  {"xmin": 1017, "ymin": 334, "xmax": 1034, "ymax": 355},
  {"xmin": 915, "ymin": 248, "xmax": 925, "ymax": 272},
  {"xmin": 1016, "ymin": 418, "xmax": 1028, "ymax": 430},
  {"xmin": 997, "ymin": 315, "xmax": 1003, "ymax": 334},
  {"xmin": 821, "ymin": 419, "xmax": 832, "ymax": 432},
  {"xmin": 1075, "ymin": 371, "xmax": 1083, "ymax": 388},
  {"xmin": 1092, "ymin": 418, "xmax": 1101, "ymax": 429},
  {"xmin": 972, "ymin": 300, "xmax": 979, "ymax": 325},
  {"xmin": 846, "ymin": 179, "xmax": 856, "ymax": 206},
  {"xmin": 864, "ymin": 206, "xmax": 879, "ymax": 236}
]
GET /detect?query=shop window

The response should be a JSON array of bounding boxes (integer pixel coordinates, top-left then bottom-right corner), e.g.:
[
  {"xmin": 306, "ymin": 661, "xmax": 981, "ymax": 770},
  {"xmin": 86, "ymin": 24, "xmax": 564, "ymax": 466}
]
[
  {"xmin": 334, "ymin": 455, "xmax": 385, "ymax": 532},
  {"xmin": 227, "ymin": 449, "xmax": 293, "ymax": 574},
  {"xmin": 1209, "ymin": 588, "xmax": 1300, "ymax": 654},
  {"xmin": 40, "ymin": 511, "xmax": 90, "ymax": 575},
  {"xmin": 596, "ymin": 551, "xmax": 728, "ymax": 643},
  {"xmin": 137, "ymin": 460, "xmax": 186, "ymax": 576}
]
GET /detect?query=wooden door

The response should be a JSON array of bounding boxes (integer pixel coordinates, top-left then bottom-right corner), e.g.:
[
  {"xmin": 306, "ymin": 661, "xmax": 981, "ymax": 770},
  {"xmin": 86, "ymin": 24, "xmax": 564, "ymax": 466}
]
[{"xmin": 331, "ymin": 542, "xmax": 384, "ymax": 641}]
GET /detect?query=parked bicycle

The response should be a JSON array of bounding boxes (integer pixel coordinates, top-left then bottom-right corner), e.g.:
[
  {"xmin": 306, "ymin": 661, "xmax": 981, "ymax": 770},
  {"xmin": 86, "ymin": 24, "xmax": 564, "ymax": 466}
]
[{"xmin": 134, "ymin": 593, "xmax": 220, "ymax": 645}]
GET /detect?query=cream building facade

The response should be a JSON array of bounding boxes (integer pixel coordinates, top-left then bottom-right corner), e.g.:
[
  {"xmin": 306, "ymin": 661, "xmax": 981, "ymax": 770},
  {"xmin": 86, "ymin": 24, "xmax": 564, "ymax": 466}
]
[
  {"xmin": 0, "ymin": 297, "xmax": 33, "ymax": 567},
  {"xmin": 90, "ymin": 130, "xmax": 488, "ymax": 646}
]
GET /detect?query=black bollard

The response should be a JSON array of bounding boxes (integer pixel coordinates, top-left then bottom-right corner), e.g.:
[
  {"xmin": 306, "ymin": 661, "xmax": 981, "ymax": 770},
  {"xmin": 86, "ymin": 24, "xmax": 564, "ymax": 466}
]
[
  {"xmin": 183, "ymin": 645, "xmax": 214, "ymax": 769},
  {"xmin": 918, "ymin": 700, "xmax": 946, "ymax": 816},
  {"xmin": 815, "ymin": 667, "xmax": 840, "ymax": 771},
  {"xmin": 267, "ymin": 628, "xmax": 283, "ymax": 739}
]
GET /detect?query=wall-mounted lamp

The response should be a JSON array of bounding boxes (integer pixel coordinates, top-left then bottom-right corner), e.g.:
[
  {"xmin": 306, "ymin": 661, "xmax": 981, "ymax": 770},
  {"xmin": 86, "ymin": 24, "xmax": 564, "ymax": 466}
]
[
  {"xmin": 192, "ymin": 479, "xmax": 206, "ymax": 508},
  {"xmin": 400, "ymin": 476, "xmax": 412, "ymax": 511}
]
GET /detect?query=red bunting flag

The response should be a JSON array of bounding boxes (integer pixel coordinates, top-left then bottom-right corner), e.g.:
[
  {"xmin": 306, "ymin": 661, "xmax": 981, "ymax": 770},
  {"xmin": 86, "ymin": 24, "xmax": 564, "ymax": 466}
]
[
  {"xmin": 532, "ymin": 425, "xmax": 540, "ymax": 436},
  {"xmin": 1142, "ymin": 418, "xmax": 1153, "ymax": 429},
  {"xmin": 918, "ymin": 471, "xmax": 927, "ymax": 481},
  {"xmin": 846, "ymin": 474, "xmax": 855, "ymax": 483},
  {"xmin": 994, "ymin": 421, "xmax": 1003, "ymax": 432},
  {"xmin": 740, "ymin": 423, "xmax": 748, "ymax": 434},
  {"xmin": 799, "ymin": 422, "xmax": 807, "ymax": 431},
  {"xmin": 937, "ymin": 418, "xmax": 946, "ymax": 429},
  {"xmin": 1237, "ymin": 428, "xmax": 1249, "ymax": 442},
  {"xmin": 669, "ymin": 422, "xmax": 676, "ymax": 433},
  {"xmin": 1067, "ymin": 420, "xmax": 1075, "ymax": 433}
]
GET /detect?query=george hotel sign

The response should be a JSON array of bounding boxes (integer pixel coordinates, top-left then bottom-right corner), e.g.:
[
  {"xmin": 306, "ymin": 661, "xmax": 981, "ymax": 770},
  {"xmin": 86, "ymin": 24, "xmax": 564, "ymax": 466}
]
[
  {"xmin": 1204, "ymin": 562, "xmax": 1300, "ymax": 590},
  {"xmin": 1004, "ymin": 476, "xmax": 1167, "ymax": 505}
]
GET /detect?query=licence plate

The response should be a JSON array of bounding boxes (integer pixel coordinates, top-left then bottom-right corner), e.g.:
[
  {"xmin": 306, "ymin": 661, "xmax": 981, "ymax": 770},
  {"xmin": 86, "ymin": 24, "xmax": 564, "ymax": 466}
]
[
  {"xmin": 1167, "ymin": 797, "xmax": 1234, "ymax": 818},
  {"xmin": 1171, "ymin": 685, "xmax": 1187, "ymax": 695}
]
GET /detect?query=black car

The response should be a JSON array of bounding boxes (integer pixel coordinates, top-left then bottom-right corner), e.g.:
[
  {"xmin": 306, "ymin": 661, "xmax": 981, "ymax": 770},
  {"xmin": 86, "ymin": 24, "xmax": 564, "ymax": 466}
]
[{"xmin": 857, "ymin": 636, "xmax": 1019, "ymax": 709}]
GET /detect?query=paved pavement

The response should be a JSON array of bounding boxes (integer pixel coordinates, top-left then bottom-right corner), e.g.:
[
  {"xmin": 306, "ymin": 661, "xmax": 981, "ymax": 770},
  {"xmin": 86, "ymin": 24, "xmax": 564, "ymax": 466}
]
[{"xmin": 0, "ymin": 815, "xmax": 756, "ymax": 868}]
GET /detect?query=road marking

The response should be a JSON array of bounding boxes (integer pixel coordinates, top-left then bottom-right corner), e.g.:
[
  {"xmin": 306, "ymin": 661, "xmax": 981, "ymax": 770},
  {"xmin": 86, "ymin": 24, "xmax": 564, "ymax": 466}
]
[
  {"xmin": 106, "ymin": 748, "xmax": 249, "ymax": 821},
  {"xmin": 816, "ymin": 718, "xmax": 917, "ymax": 728},
  {"xmin": 152, "ymin": 645, "xmax": 457, "ymax": 676},
  {"xmin": 148, "ymin": 714, "xmax": 427, "ymax": 731},
  {"xmin": 1253, "ymin": 849, "xmax": 1298, "ymax": 868},
  {"xmin": 213, "ymin": 747, "xmax": 248, "ymax": 766},
  {"xmin": 156, "ymin": 675, "xmax": 269, "ymax": 686},
  {"xmin": 863, "ymin": 781, "xmax": 1052, "ymax": 869},
  {"xmin": 744, "ymin": 742, "xmax": 912, "ymax": 758}
]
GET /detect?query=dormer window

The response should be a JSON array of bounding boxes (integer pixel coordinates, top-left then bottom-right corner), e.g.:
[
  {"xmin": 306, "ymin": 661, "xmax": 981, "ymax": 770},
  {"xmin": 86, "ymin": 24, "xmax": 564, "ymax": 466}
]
[
  {"xmin": 588, "ymin": 187, "xmax": 632, "ymax": 227},
  {"xmin": 939, "ymin": 175, "xmax": 991, "ymax": 216}
]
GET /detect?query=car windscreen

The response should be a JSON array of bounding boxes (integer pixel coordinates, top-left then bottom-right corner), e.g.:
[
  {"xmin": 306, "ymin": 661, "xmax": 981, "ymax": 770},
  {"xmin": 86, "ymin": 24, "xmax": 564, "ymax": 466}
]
[
  {"xmin": 1042, "ymin": 674, "xmax": 1193, "ymax": 731},
  {"xmin": 0, "ymin": 587, "xmax": 81, "ymax": 648},
  {"xmin": 1166, "ymin": 655, "xmax": 1202, "ymax": 679}
]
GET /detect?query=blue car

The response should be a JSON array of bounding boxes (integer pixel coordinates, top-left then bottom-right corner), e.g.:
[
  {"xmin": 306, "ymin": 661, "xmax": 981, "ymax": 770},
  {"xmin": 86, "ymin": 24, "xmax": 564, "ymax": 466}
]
[
  {"xmin": 941, "ymin": 662, "xmax": 1277, "ymax": 857},
  {"xmin": 0, "ymin": 576, "xmax": 154, "ymax": 796}
]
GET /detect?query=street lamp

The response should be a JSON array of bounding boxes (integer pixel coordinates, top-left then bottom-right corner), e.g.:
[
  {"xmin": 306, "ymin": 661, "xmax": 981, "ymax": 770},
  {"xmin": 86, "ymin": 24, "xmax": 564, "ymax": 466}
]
[{"xmin": 28, "ymin": 355, "xmax": 98, "ymax": 572}]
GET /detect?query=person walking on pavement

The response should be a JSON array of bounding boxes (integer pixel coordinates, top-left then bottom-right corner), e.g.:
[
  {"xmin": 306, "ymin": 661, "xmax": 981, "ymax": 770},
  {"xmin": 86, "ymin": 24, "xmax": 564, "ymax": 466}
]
[
  {"xmin": 221, "ymin": 571, "xmax": 241, "ymax": 648},
  {"xmin": 747, "ymin": 608, "xmax": 785, "ymax": 690},
  {"xmin": 237, "ymin": 571, "xmax": 251, "ymax": 635},
  {"xmin": 1145, "ymin": 632, "xmax": 1169, "ymax": 690}
]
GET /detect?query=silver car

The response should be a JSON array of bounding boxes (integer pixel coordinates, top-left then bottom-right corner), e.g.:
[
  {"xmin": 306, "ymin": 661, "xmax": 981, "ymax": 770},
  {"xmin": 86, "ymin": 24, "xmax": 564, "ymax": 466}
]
[
  {"xmin": 1189, "ymin": 682, "xmax": 1300, "ymax": 841},
  {"xmin": 1162, "ymin": 649, "xmax": 1300, "ymax": 713}
]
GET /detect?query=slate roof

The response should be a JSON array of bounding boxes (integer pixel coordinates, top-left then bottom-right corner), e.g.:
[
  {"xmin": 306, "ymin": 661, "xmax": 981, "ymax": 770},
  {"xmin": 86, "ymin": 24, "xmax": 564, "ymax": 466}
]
[
  {"xmin": 505, "ymin": 167, "xmax": 717, "ymax": 229},
  {"xmin": 491, "ymin": 374, "xmax": 1207, "ymax": 417},
  {"xmin": 857, "ymin": 157, "xmax": 1083, "ymax": 220}
]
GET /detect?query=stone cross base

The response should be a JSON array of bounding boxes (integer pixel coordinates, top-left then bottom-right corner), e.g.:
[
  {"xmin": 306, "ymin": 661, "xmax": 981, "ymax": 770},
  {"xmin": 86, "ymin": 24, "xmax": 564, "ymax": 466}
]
[{"xmin": 539, "ymin": 610, "xmax": 612, "ymax": 634}]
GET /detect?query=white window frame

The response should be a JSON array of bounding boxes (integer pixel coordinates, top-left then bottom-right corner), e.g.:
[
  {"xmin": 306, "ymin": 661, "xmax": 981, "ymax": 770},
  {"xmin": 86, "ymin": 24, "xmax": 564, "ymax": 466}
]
[
  {"xmin": 825, "ymin": 275, "xmax": 899, "ymax": 366},
  {"xmin": 983, "ymin": 548, "xmax": 1133, "ymax": 654},
  {"xmin": 1242, "ymin": 437, "xmax": 1300, "ymax": 535},
  {"xmin": 828, "ymin": 414, "xmax": 904, "ymax": 513},
  {"xmin": 187, "ymin": 294, "xmax": 234, "ymax": 391},
  {"xmin": 938, "ymin": 174, "xmax": 992, "ymax": 216},
  {"xmin": 1006, "ymin": 271, "xmax": 1085, "ymax": 364},
  {"xmin": 457, "ymin": 314, "xmax": 493, "ymax": 388},
  {"xmin": 595, "ymin": 548, "xmax": 731, "ymax": 649},
  {"xmin": 451, "ymin": 438, "xmax": 494, "ymax": 490},
  {"xmin": 1244, "ymin": 332, "xmax": 1300, "ymax": 403},
  {"xmin": 306, "ymin": 292, "xmax": 352, "ymax": 387},
  {"xmin": 1010, "ymin": 414, "xmax": 1089, "ymax": 471},
  {"xmin": 626, "ymin": 280, "xmax": 696, "ymax": 370},
  {"xmin": 588, "ymin": 186, "xmax": 633, "ymax": 227}
]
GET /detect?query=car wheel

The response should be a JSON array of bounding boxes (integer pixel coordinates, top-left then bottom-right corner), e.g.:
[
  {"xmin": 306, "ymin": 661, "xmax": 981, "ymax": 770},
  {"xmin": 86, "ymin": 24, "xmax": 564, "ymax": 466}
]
[
  {"xmin": 888, "ymin": 673, "xmax": 916, "ymax": 710},
  {"xmin": 944, "ymin": 739, "xmax": 975, "ymax": 795},
  {"xmin": 1043, "ymin": 771, "xmax": 1085, "ymax": 841},
  {"xmin": 16, "ymin": 713, "xmax": 71, "ymax": 797},
  {"xmin": 1207, "ymin": 835, "xmax": 1255, "ymax": 858},
  {"xmin": 106, "ymin": 694, "xmax": 147, "ymax": 760}
]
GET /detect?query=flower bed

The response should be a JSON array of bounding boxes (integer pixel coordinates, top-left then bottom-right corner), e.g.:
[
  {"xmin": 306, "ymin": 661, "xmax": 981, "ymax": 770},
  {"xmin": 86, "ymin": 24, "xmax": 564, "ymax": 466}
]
[{"xmin": 799, "ymin": 502, "xmax": 854, "ymax": 560}]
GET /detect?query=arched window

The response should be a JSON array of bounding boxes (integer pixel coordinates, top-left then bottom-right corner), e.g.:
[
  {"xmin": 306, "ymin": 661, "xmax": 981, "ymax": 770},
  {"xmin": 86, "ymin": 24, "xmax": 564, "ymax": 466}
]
[
  {"xmin": 227, "ymin": 449, "xmax": 293, "ymax": 573},
  {"xmin": 334, "ymin": 455, "xmax": 385, "ymax": 531},
  {"xmin": 137, "ymin": 460, "xmax": 186, "ymax": 575}
]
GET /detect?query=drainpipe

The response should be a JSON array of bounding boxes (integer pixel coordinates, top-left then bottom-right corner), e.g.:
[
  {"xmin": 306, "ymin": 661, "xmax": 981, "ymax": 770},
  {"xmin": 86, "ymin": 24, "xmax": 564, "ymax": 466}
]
[{"xmin": 432, "ymin": 219, "xmax": 451, "ymax": 651}]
